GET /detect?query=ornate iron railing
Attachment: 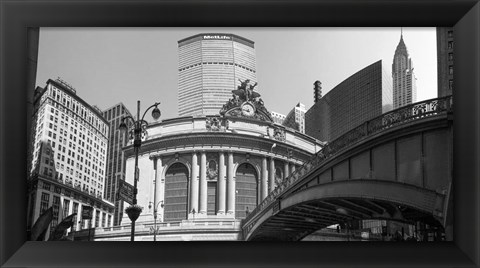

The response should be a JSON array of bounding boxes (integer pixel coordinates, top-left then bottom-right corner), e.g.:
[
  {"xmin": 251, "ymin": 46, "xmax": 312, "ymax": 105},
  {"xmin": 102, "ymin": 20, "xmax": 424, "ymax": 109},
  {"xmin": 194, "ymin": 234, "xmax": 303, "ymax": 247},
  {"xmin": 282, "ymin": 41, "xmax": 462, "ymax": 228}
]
[{"xmin": 243, "ymin": 96, "xmax": 452, "ymax": 229}]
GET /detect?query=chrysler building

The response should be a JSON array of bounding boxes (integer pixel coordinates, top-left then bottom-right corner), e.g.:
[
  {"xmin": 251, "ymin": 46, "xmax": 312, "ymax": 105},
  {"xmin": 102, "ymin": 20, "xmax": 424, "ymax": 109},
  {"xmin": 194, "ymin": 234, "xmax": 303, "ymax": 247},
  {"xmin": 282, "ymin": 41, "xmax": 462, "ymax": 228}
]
[{"xmin": 392, "ymin": 30, "xmax": 417, "ymax": 109}]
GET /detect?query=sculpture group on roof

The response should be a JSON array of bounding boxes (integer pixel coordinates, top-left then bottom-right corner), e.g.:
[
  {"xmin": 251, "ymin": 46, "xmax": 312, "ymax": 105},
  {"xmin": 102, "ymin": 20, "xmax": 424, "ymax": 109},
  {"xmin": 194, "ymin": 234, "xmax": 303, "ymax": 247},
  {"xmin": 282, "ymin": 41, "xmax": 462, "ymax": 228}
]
[
  {"xmin": 220, "ymin": 79, "xmax": 273, "ymax": 122},
  {"xmin": 232, "ymin": 79, "xmax": 260, "ymax": 102}
]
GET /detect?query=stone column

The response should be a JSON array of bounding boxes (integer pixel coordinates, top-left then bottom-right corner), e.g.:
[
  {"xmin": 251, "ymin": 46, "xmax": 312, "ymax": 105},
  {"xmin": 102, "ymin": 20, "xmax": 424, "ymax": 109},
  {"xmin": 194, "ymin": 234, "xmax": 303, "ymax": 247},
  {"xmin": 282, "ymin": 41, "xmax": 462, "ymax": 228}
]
[
  {"xmin": 190, "ymin": 152, "xmax": 199, "ymax": 214},
  {"xmin": 217, "ymin": 152, "xmax": 226, "ymax": 215},
  {"xmin": 226, "ymin": 152, "xmax": 235, "ymax": 215},
  {"xmin": 261, "ymin": 157, "xmax": 268, "ymax": 200},
  {"xmin": 284, "ymin": 161, "xmax": 290, "ymax": 180},
  {"xmin": 269, "ymin": 157, "xmax": 275, "ymax": 192},
  {"xmin": 290, "ymin": 163, "xmax": 296, "ymax": 174},
  {"xmin": 154, "ymin": 157, "xmax": 162, "ymax": 216},
  {"xmin": 199, "ymin": 152, "xmax": 207, "ymax": 214}
]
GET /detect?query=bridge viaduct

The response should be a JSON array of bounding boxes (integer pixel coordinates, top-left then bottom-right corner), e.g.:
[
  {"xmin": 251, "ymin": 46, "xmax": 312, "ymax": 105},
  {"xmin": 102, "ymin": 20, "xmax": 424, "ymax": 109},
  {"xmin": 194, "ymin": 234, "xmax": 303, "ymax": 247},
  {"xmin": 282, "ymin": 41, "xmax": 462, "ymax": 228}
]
[{"xmin": 243, "ymin": 96, "xmax": 453, "ymax": 241}]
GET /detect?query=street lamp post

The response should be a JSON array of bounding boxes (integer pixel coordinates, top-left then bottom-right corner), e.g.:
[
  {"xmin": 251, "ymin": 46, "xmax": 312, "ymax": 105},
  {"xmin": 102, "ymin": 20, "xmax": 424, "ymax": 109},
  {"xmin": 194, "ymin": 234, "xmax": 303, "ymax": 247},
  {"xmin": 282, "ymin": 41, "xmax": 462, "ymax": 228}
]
[
  {"xmin": 149, "ymin": 200, "xmax": 163, "ymax": 241},
  {"xmin": 119, "ymin": 100, "xmax": 161, "ymax": 242}
]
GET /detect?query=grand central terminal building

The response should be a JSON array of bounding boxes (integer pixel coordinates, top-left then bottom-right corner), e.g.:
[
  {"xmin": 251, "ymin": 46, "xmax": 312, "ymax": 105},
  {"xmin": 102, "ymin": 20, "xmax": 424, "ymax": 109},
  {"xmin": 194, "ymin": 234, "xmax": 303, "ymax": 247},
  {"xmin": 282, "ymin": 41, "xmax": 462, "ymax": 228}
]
[{"xmin": 81, "ymin": 81, "xmax": 323, "ymax": 241}]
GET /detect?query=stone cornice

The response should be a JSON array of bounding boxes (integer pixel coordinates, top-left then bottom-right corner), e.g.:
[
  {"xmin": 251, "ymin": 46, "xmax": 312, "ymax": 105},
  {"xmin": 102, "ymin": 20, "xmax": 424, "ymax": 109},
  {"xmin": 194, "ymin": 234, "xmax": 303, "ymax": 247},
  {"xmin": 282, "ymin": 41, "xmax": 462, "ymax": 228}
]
[
  {"xmin": 30, "ymin": 175, "xmax": 115, "ymax": 210},
  {"xmin": 123, "ymin": 132, "xmax": 314, "ymax": 164}
]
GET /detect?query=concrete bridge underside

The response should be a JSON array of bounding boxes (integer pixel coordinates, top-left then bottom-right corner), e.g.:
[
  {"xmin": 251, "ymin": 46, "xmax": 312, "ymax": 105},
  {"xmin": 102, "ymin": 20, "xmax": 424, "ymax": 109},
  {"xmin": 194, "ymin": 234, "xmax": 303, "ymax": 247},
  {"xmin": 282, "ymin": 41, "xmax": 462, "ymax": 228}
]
[{"xmin": 247, "ymin": 180, "xmax": 446, "ymax": 241}]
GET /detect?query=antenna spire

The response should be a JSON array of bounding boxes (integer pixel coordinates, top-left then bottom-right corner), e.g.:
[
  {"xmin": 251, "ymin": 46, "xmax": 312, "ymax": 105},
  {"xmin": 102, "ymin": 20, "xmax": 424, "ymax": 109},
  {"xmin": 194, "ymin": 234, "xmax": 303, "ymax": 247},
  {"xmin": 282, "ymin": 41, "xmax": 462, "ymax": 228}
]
[{"xmin": 401, "ymin": 27, "xmax": 403, "ymax": 38}]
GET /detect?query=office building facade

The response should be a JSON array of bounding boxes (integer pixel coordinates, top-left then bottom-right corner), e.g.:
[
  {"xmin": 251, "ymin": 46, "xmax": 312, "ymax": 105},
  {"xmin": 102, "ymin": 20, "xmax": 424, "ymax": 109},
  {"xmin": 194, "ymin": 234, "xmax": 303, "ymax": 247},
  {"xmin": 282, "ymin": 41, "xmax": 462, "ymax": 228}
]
[
  {"xmin": 305, "ymin": 60, "xmax": 393, "ymax": 142},
  {"xmin": 282, "ymin": 103, "xmax": 306, "ymax": 133},
  {"xmin": 102, "ymin": 103, "xmax": 133, "ymax": 226},
  {"xmin": 392, "ymin": 33, "xmax": 417, "ymax": 109},
  {"xmin": 437, "ymin": 27, "xmax": 454, "ymax": 97},
  {"xmin": 178, "ymin": 33, "xmax": 257, "ymax": 116},
  {"xmin": 27, "ymin": 78, "xmax": 114, "ymax": 239},
  {"xmin": 270, "ymin": 111, "xmax": 286, "ymax": 125}
]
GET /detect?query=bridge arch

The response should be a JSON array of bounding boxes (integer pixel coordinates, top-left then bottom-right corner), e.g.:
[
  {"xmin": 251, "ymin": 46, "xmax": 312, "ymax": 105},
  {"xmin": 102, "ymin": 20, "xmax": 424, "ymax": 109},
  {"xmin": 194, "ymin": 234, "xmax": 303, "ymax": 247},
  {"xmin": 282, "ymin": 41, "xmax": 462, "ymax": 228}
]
[
  {"xmin": 282, "ymin": 180, "xmax": 444, "ymax": 215},
  {"xmin": 245, "ymin": 179, "xmax": 447, "ymax": 241}
]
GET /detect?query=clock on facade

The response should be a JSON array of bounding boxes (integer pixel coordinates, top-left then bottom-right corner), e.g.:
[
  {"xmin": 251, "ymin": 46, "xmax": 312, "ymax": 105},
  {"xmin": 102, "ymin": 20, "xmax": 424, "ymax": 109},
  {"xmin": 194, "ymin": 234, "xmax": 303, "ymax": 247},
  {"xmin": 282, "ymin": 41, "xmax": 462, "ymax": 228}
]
[{"xmin": 241, "ymin": 103, "xmax": 255, "ymax": 116}]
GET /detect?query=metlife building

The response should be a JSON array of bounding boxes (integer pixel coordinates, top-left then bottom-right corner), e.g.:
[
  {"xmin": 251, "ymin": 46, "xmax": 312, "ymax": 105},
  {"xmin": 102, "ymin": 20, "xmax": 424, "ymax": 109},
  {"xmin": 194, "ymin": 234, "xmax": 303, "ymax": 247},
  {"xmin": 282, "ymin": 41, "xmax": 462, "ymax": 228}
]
[{"xmin": 178, "ymin": 33, "xmax": 257, "ymax": 116}]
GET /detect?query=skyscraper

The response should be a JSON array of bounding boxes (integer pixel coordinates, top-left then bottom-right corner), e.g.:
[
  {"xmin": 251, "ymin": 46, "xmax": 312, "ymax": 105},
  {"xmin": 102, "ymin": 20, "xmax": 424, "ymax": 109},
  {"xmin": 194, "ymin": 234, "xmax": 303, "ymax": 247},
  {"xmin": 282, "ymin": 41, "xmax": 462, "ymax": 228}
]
[
  {"xmin": 392, "ymin": 31, "xmax": 417, "ymax": 109},
  {"xmin": 283, "ymin": 103, "xmax": 306, "ymax": 134},
  {"xmin": 178, "ymin": 33, "xmax": 257, "ymax": 116},
  {"xmin": 305, "ymin": 60, "xmax": 393, "ymax": 142},
  {"xmin": 437, "ymin": 27, "xmax": 454, "ymax": 97},
  {"xmin": 102, "ymin": 103, "xmax": 133, "ymax": 226},
  {"xmin": 27, "ymin": 78, "xmax": 114, "ymax": 239},
  {"xmin": 270, "ymin": 111, "xmax": 286, "ymax": 125}
]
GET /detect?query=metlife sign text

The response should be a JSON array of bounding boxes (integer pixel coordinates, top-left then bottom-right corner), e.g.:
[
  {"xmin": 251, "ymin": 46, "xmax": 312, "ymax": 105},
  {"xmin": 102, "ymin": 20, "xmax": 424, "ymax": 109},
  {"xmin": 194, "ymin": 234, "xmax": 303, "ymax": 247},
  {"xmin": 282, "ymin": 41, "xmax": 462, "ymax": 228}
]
[{"xmin": 203, "ymin": 35, "xmax": 231, "ymax": 40}]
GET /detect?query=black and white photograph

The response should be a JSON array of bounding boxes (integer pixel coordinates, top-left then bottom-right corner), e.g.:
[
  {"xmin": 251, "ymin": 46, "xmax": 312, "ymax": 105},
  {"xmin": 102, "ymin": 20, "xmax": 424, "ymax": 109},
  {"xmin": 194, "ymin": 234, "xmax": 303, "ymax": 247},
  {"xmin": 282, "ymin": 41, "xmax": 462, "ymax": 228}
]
[{"xmin": 26, "ymin": 27, "xmax": 453, "ymax": 242}]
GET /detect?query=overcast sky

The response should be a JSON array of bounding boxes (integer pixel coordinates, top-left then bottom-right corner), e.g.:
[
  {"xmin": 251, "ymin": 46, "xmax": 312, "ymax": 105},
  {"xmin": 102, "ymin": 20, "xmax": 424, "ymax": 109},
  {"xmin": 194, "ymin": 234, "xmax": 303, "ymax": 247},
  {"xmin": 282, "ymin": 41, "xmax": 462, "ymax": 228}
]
[{"xmin": 36, "ymin": 27, "xmax": 437, "ymax": 121}]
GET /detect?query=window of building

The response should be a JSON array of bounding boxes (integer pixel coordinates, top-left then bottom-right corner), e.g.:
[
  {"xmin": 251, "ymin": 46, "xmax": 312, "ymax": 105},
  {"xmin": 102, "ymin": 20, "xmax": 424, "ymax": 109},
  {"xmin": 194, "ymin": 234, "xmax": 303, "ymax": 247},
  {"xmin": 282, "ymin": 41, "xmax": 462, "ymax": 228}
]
[
  {"xmin": 447, "ymin": 30, "xmax": 453, "ymax": 38},
  {"xmin": 102, "ymin": 212, "xmax": 106, "ymax": 227},
  {"xmin": 449, "ymin": 80, "xmax": 454, "ymax": 91},
  {"xmin": 95, "ymin": 210, "xmax": 100, "ymax": 227},
  {"xmin": 50, "ymin": 195, "xmax": 61, "ymax": 236},
  {"xmin": 72, "ymin": 202, "xmax": 78, "ymax": 231},
  {"xmin": 448, "ymin": 53, "xmax": 453, "ymax": 61},
  {"xmin": 449, "ymin": 66, "xmax": 454, "ymax": 75},
  {"xmin": 207, "ymin": 181, "xmax": 217, "ymax": 215},
  {"xmin": 40, "ymin": 192, "xmax": 50, "ymax": 214},
  {"xmin": 62, "ymin": 199, "xmax": 70, "ymax": 219},
  {"xmin": 448, "ymin": 41, "xmax": 454, "ymax": 49}
]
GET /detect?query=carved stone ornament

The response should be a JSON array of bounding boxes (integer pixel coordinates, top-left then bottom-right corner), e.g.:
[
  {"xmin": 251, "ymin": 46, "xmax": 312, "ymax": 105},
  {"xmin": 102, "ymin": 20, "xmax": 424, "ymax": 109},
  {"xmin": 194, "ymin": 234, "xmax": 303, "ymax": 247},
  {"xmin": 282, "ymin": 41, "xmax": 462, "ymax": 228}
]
[
  {"xmin": 206, "ymin": 117, "xmax": 222, "ymax": 131},
  {"xmin": 207, "ymin": 160, "xmax": 218, "ymax": 180},
  {"xmin": 273, "ymin": 127, "xmax": 286, "ymax": 142}
]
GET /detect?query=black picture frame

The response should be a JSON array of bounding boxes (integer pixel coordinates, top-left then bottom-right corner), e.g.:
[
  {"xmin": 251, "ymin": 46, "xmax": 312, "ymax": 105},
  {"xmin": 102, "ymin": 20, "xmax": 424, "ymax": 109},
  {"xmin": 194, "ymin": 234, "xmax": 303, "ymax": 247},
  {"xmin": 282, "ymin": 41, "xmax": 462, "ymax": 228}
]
[{"xmin": 1, "ymin": 1, "xmax": 479, "ymax": 267}]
